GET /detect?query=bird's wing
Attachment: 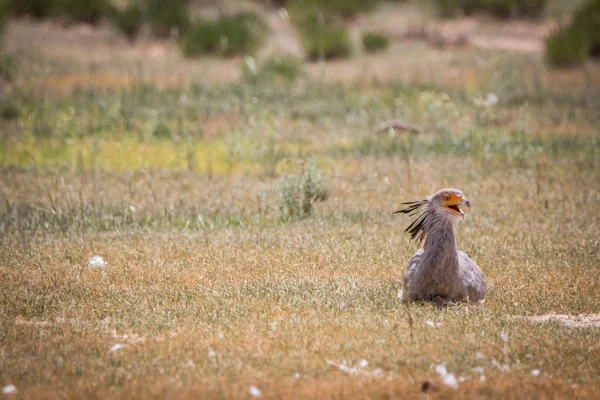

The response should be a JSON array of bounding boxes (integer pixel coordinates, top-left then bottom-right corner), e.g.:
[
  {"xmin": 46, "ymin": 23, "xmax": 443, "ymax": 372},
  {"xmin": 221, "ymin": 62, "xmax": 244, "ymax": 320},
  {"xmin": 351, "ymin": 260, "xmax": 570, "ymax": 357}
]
[
  {"xmin": 457, "ymin": 251, "xmax": 485, "ymax": 303},
  {"xmin": 399, "ymin": 248, "xmax": 424, "ymax": 302},
  {"xmin": 405, "ymin": 248, "xmax": 424, "ymax": 282}
]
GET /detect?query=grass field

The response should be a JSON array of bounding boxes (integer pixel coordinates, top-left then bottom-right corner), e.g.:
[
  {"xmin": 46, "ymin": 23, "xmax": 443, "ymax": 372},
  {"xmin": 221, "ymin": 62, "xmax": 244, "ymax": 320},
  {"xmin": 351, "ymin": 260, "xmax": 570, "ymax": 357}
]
[{"xmin": 1, "ymin": 1, "xmax": 600, "ymax": 398}]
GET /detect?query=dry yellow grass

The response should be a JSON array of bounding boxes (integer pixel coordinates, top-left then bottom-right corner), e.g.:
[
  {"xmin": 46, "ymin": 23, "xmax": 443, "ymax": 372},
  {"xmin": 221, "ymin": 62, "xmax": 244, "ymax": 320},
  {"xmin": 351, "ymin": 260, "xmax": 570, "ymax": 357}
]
[
  {"xmin": 1, "ymin": 1, "xmax": 599, "ymax": 397},
  {"xmin": 1, "ymin": 155, "xmax": 599, "ymax": 398}
]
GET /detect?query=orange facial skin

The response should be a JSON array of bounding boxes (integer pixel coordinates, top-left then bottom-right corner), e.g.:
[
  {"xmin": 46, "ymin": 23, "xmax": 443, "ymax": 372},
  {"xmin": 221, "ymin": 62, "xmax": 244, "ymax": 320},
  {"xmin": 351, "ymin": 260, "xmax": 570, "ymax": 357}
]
[{"xmin": 441, "ymin": 192, "xmax": 469, "ymax": 216}]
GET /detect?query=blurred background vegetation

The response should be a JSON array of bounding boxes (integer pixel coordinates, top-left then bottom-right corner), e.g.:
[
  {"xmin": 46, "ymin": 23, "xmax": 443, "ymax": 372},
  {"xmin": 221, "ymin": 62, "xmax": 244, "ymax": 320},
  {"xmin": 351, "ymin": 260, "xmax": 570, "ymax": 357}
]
[{"xmin": 0, "ymin": 0, "xmax": 597, "ymax": 64}]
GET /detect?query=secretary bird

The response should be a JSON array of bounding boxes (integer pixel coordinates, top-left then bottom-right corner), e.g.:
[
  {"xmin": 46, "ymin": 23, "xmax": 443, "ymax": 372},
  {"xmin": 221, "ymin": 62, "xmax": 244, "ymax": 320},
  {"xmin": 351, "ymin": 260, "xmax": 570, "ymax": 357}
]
[{"xmin": 395, "ymin": 188, "xmax": 485, "ymax": 304}]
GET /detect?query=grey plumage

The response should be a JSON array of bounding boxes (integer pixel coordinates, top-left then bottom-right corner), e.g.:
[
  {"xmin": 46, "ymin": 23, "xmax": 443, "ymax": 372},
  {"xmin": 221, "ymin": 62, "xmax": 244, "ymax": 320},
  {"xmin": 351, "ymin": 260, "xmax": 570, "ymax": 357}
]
[{"xmin": 395, "ymin": 188, "xmax": 485, "ymax": 304}]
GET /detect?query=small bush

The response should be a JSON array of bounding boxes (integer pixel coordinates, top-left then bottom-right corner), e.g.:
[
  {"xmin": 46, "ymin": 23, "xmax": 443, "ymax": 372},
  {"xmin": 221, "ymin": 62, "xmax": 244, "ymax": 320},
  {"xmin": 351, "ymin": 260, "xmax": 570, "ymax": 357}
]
[
  {"xmin": 572, "ymin": 0, "xmax": 600, "ymax": 56},
  {"xmin": 301, "ymin": 24, "xmax": 352, "ymax": 61},
  {"xmin": 362, "ymin": 31, "xmax": 389, "ymax": 53},
  {"xmin": 545, "ymin": 26, "xmax": 589, "ymax": 67},
  {"xmin": 291, "ymin": 0, "xmax": 375, "ymax": 17},
  {"xmin": 10, "ymin": 0, "xmax": 53, "ymax": 19},
  {"xmin": 289, "ymin": 3, "xmax": 354, "ymax": 61},
  {"xmin": 111, "ymin": 2, "xmax": 144, "ymax": 41},
  {"xmin": 179, "ymin": 13, "xmax": 267, "ymax": 58},
  {"xmin": 10, "ymin": 0, "xmax": 113, "ymax": 24},
  {"xmin": 146, "ymin": 0, "xmax": 189, "ymax": 38},
  {"xmin": 0, "ymin": 0, "xmax": 10, "ymax": 36},
  {"xmin": 277, "ymin": 161, "xmax": 327, "ymax": 220},
  {"xmin": 254, "ymin": 0, "xmax": 290, "ymax": 6},
  {"xmin": 1, "ymin": 101, "xmax": 20, "ymax": 120},
  {"xmin": 53, "ymin": 0, "xmax": 113, "ymax": 25},
  {"xmin": 434, "ymin": 0, "xmax": 547, "ymax": 18},
  {"xmin": 545, "ymin": 0, "xmax": 600, "ymax": 67},
  {"xmin": 517, "ymin": 0, "xmax": 548, "ymax": 17}
]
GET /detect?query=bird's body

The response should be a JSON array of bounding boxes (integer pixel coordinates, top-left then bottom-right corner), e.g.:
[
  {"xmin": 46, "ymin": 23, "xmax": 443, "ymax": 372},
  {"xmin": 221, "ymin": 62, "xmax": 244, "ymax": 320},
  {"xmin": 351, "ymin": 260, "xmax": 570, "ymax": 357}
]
[{"xmin": 395, "ymin": 188, "xmax": 485, "ymax": 304}]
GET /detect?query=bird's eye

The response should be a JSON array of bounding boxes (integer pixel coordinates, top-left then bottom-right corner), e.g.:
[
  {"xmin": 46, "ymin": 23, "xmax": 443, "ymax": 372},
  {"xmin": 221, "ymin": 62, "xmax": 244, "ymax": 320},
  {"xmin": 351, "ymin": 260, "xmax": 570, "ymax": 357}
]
[{"xmin": 443, "ymin": 194, "xmax": 451, "ymax": 201}]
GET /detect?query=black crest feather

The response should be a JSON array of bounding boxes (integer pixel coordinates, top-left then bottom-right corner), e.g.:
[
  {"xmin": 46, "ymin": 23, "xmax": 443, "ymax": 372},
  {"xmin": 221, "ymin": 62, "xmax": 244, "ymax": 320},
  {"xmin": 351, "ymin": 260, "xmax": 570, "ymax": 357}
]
[{"xmin": 393, "ymin": 199, "xmax": 429, "ymax": 245}]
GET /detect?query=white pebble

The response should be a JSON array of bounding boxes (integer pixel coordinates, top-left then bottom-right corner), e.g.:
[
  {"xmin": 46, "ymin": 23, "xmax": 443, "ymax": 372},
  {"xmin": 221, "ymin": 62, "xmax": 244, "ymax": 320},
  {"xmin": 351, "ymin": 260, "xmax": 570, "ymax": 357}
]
[
  {"xmin": 359, "ymin": 359, "xmax": 368, "ymax": 368},
  {"xmin": 531, "ymin": 369, "xmax": 540, "ymax": 376},
  {"xmin": 249, "ymin": 385, "xmax": 262, "ymax": 398},
  {"xmin": 87, "ymin": 255, "xmax": 106, "ymax": 269},
  {"xmin": 108, "ymin": 344, "xmax": 126, "ymax": 353},
  {"xmin": 435, "ymin": 364, "xmax": 458, "ymax": 388},
  {"xmin": 486, "ymin": 93, "xmax": 498, "ymax": 105},
  {"xmin": 2, "ymin": 385, "xmax": 17, "ymax": 394},
  {"xmin": 435, "ymin": 364, "xmax": 447, "ymax": 376},
  {"xmin": 442, "ymin": 373, "xmax": 458, "ymax": 388}
]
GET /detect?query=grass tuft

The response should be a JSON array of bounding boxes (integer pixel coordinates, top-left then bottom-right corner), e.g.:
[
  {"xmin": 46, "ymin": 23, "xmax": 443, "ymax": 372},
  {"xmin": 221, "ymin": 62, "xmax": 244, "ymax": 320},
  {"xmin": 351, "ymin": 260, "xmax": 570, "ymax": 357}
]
[
  {"xmin": 242, "ymin": 54, "xmax": 305, "ymax": 83},
  {"xmin": 277, "ymin": 161, "xmax": 327, "ymax": 221}
]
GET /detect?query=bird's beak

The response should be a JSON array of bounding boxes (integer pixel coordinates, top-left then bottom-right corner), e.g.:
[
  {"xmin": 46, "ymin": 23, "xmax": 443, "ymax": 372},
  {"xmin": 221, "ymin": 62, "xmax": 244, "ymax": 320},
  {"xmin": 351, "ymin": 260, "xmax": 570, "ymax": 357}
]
[
  {"xmin": 445, "ymin": 196, "xmax": 469, "ymax": 218},
  {"xmin": 461, "ymin": 198, "xmax": 470, "ymax": 212}
]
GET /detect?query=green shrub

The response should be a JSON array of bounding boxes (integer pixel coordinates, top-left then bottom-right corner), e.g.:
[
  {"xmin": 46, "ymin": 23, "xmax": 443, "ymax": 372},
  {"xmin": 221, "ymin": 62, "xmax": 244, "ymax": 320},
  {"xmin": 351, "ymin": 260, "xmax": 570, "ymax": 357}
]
[
  {"xmin": 545, "ymin": 0, "xmax": 600, "ymax": 67},
  {"xmin": 53, "ymin": 0, "xmax": 113, "ymax": 24},
  {"xmin": 254, "ymin": 0, "xmax": 290, "ymax": 6},
  {"xmin": 434, "ymin": 0, "xmax": 547, "ymax": 18},
  {"xmin": 0, "ymin": 0, "xmax": 10, "ymax": 36},
  {"xmin": 302, "ymin": 24, "xmax": 352, "ymax": 61},
  {"xmin": 111, "ymin": 2, "xmax": 144, "ymax": 41},
  {"xmin": 10, "ymin": 0, "xmax": 113, "ymax": 24},
  {"xmin": 545, "ymin": 26, "xmax": 589, "ymax": 67},
  {"xmin": 277, "ymin": 161, "xmax": 327, "ymax": 221},
  {"xmin": 291, "ymin": 0, "xmax": 375, "ymax": 17},
  {"xmin": 1, "ymin": 100, "xmax": 20, "ymax": 120},
  {"xmin": 179, "ymin": 13, "xmax": 267, "ymax": 58},
  {"xmin": 242, "ymin": 54, "xmax": 305, "ymax": 83},
  {"xmin": 572, "ymin": 0, "xmax": 600, "ymax": 56},
  {"xmin": 146, "ymin": 0, "xmax": 189, "ymax": 37},
  {"xmin": 517, "ymin": 0, "xmax": 548, "ymax": 17},
  {"xmin": 10, "ymin": 0, "xmax": 53, "ymax": 19},
  {"xmin": 260, "ymin": 54, "xmax": 305, "ymax": 81},
  {"xmin": 289, "ymin": 3, "xmax": 354, "ymax": 61},
  {"xmin": 362, "ymin": 31, "xmax": 389, "ymax": 53}
]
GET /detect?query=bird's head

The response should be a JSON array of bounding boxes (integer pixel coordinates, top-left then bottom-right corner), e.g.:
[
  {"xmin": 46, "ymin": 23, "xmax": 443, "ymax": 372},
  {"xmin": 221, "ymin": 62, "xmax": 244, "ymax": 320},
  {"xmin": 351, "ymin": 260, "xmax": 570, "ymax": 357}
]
[
  {"xmin": 429, "ymin": 188, "xmax": 470, "ymax": 220},
  {"xmin": 394, "ymin": 188, "xmax": 471, "ymax": 244}
]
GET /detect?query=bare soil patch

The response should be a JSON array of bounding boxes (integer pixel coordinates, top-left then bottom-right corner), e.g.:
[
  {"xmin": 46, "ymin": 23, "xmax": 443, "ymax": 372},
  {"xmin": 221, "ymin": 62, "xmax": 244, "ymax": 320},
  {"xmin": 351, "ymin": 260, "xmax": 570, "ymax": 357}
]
[{"xmin": 513, "ymin": 314, "xmax": 600, "ymax": 328}]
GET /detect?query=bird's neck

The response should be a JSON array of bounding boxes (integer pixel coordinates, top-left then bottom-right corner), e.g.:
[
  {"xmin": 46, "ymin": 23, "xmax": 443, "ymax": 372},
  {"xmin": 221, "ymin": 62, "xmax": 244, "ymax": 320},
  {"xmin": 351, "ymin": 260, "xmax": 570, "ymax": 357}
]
[{"xmin": 423, "ymin": 217, "xmax": 458, "ymax": 268}]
